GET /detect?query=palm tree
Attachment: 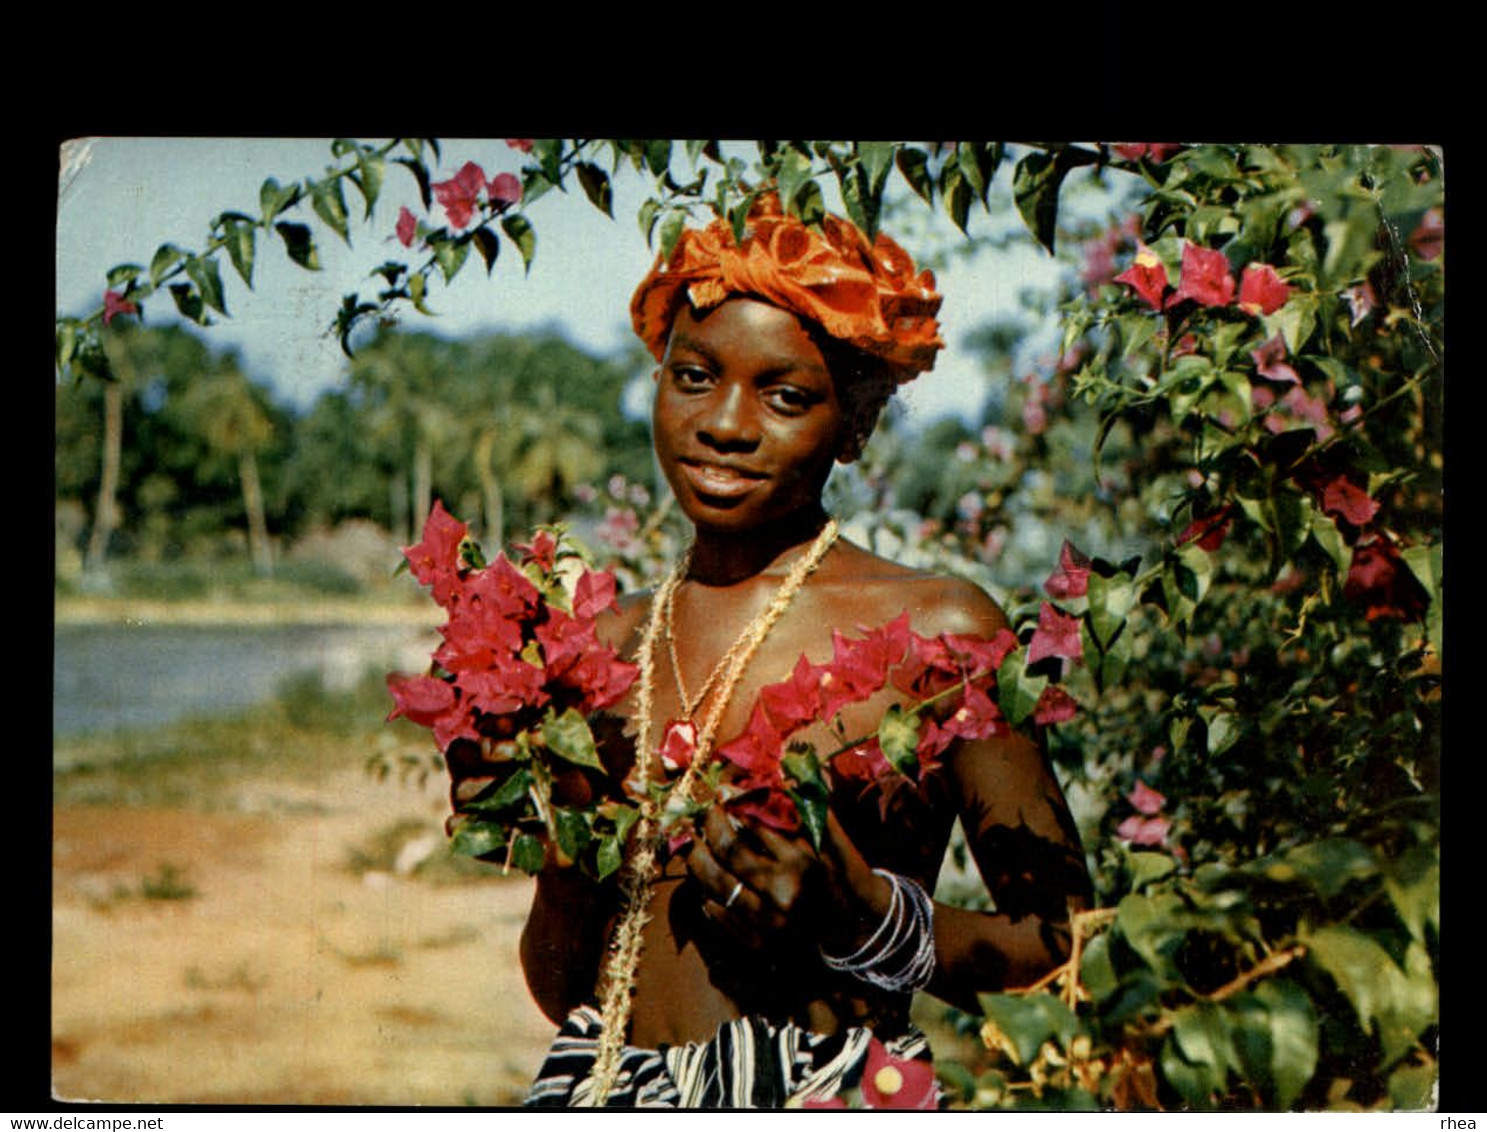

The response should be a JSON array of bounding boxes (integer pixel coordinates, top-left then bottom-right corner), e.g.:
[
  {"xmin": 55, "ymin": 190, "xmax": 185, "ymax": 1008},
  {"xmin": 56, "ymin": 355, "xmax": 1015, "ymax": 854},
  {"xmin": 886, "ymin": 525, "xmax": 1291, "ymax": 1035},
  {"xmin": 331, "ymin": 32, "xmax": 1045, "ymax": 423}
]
[{"xmin": 177, "ymin": 357, "xmax": 277, "ymax": 575}]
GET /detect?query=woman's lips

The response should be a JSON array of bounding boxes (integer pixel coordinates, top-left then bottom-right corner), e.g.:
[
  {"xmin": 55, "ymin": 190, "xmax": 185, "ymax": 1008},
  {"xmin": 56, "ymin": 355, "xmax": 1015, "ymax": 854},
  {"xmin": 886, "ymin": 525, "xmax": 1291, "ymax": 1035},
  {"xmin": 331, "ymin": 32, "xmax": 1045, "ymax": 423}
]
[{"xmin": 679, "ymin": 459, "xmax": 765, "ymax": 499}]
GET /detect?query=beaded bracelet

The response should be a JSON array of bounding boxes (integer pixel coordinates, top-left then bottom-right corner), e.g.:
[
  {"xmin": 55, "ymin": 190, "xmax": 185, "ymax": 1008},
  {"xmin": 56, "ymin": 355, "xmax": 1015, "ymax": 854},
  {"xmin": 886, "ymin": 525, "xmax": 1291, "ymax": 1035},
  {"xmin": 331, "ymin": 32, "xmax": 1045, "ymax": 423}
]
[{"xmin": 819, "ymin": 868, "xmax": 937, "ymax": 993}]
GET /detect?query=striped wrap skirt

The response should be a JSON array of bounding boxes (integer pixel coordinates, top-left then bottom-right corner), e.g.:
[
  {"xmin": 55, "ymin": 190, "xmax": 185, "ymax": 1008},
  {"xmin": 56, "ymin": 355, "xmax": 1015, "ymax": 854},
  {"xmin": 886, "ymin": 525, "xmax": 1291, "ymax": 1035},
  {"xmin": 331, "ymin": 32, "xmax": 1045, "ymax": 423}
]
[{"xmin": 523, "ymin": 1004, "xmax": 939, "ymax": 1108}]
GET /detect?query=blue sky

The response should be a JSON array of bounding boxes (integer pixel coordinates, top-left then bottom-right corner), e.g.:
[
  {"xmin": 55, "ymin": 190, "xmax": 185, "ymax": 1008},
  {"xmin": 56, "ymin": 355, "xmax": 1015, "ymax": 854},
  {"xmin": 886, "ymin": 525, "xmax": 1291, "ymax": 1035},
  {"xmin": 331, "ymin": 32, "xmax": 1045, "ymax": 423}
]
[{"xmin": 56, "ymin": 138, "xmax": 1080, "ymax": 425}]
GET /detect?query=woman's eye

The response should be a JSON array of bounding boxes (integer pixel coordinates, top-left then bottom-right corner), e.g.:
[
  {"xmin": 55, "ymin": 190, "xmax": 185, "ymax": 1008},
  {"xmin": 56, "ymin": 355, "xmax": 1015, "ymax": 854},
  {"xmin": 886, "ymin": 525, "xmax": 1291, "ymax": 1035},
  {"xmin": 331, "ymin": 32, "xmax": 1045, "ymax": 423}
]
[
  {"xmin": 671, "ymin": 366, "xmax": 712, "ymax": 390},
  {"xmin": 765, "ymin": 386, "xmax": 814, "ymax": 414}
]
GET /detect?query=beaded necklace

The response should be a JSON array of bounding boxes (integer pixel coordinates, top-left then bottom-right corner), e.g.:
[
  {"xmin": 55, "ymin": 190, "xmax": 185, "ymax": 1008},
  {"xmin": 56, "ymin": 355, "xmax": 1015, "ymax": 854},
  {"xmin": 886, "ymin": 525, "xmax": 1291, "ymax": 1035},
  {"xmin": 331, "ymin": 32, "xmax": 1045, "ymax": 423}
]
[{"xmin": 576, "ymin": 517, "xmax": 840, "ymax": 1106}]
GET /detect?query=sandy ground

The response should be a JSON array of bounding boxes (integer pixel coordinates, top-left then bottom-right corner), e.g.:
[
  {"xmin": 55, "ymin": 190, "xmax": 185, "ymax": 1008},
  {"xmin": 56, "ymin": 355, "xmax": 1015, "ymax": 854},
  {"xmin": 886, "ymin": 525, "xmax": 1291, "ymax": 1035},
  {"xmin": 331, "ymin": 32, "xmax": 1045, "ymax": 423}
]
[{"xmin": 51, "ymin": 768, "xmax": 559, "ymax": 1107}]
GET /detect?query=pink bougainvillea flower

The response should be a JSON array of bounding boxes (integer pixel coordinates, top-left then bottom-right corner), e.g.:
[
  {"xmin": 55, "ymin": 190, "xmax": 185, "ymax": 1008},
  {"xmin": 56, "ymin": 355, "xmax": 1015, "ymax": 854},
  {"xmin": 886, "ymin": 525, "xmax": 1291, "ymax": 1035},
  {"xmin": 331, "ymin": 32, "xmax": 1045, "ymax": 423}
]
[
  {"xmin": 727, "ymin": 787, "xmax": 801, "ymax": 834},
  {"xmin": 433, "ymin": 161, "xmax": 489, "ymax": 230},
  {"xmin": 658, "ymin": 719, "xmax": 697, "ymax": 773},
  {"xmin": 1128, "ymin": 779, "xmax": 1166, "ymax": 816},
  {"xmin": 1276, "ymin": 385, "xmax": 1335, "ymax": 442},
  {"xmin": 395, "ymin": 205, "xmax": 419, "ymax": 248},
  {"xmin": 386, "ymin": 671, "xmax": 457, "ymax": 727},
  {"xmin": 1250, "ymin": 333, "xmax": 1300, "ymax": 385},
  {"xmin": 1117, "ymin": 814, "xmax": 1171, "ymax": 847},
  {"xmin": 1033, "ymin": 684, "xmax": 1079, "ymax": 726},
  {"xmin": 513, "ymin": 529, "xmax": 558, "ymax": 571},
  {"xmin": 1026, "ymin": 602, "xmax": 1084, "ymax": 667},
  {"xmin": 457, "ymin": 654, "xmax": 549, "ymax": 717},
  {"xmin": 402, "ymin": 500, "xmax": 469, "ymax": 605},
  {"xmin": 571, "ymin": 567, "xmax": 620, "ymax": 621},
  {"xmin": 1177, "ymin": 505, "xmax": 1234, "ymax": 552},
  {"xmin": 832, "ymin": 738, "xmax": 892, "ymax": 783},
  {"xmin": 1167, "ymin": 243, "xmax": 1236, "ymax": 309},
  {"xmin": 1238, "ymin": 263, "xmax": 1292, "ymax": 316},
  {"xmin": 1044, "ymin": 540, "xmax": 1092, "ymax": 600},
  {"xmin": 760, "ymin": 654, "xmax": 827, "ymax": 736},
  {"xmin": 942, "ymin": 682, "xmax": 1006, "ymax": 743},
  {"xmin": 488, "ymin": 171, "xmax": 522, "ymax": 208},
  {"xmin": 860, "ymin": 1039, "xmax": 938, "ymax": 1109},
  {"xmin": 716, "ymin": 704, "xmax": 787, "ymax": 781},
  {"xmin": 1320, "ymin": 475, "xmax": 1380, "ymax": 527},
  {"xmin": 102, "ymin": 289, "xmax": 139, "ymax": 326},
  {"xmin": 1111, "ymin": 143, "xmax": 1183, "ymax": 164},
  {"xmin": 1343, "ymin": 537, "xmax": 1429, "ymax": 622},
  {"xmin": 1114, "ymin": 246, "xmax": 1170, "ymax": 311},
  {"xmin": 505, "ymin": 138, "xmax": 535, "ymax": 153},
  {"xmin": 1410, "ymin": 207, "xmax": 1444, "ymax": 261}
]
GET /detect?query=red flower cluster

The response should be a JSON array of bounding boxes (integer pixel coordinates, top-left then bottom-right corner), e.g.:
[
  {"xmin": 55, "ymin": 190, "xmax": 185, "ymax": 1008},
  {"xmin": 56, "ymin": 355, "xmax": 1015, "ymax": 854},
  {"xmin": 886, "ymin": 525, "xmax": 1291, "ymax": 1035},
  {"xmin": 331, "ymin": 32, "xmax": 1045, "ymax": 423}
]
[
  {"xmin": 709, "ymin": 613, "xmax": 1023, "ymax": 831},
  {"xmin": 102, "ymin": 289, "xmax": 138, "ymax": 326},
  {"xmin": 1343, "ymin": 537, "xmax": 1429, "ymax": 622},
  {"xmin": 1117, "ymin": 779, "xmax": 1170, "ymax": 847},
  {"xmin": 387, "ymin": 502, "xmax": 637, "ymax": 750},
  {"xmin": 1111, "ymin": 143, "xmax": 1183, "ymax": 164},
  {"xmin": 1114, "ymin": 243, "xmax": 1292, "ymax": 319},
  {"xmin": 431, "ymin": 161, "xmax": 523, "ymax": 230}
]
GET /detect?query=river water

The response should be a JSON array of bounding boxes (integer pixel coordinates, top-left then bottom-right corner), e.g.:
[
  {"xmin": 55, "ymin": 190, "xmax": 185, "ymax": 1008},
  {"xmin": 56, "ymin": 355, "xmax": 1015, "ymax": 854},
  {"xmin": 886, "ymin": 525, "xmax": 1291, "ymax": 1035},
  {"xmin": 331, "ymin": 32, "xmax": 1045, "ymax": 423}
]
[{"xmin": 54, "ymin": 622, "xmax": 437, "ymax": 739}]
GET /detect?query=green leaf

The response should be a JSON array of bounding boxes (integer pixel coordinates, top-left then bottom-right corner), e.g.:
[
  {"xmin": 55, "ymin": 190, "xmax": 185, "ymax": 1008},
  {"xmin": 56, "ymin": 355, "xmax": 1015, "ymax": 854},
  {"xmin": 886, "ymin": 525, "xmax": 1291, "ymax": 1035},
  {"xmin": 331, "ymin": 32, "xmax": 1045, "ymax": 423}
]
[
  {"xmin": 1079, "ymin": 930, "xmax": 1117, "ymax": 1002},
  {"xmin": 409, "ymin": 273, "xmax": 432, "ymax": 315},
  {"xmin": 1086, "ymin": 571, "xmax": 1135, "ymax": 649},
  {"xmin": 259, "ymin": 177, "xmax": 301, "ymax": 227},
  {"xmin": 553, "ymin": 807, "xmax": 592, "ymax": 863},
  {"xmin": 895, "ymin": 146, "xmax": 934, "ymax": 204},
  {"xmin": 168, "ymin": 282, "xmax": 207, "ymax": 325},
  {"xmin": 595, "ymin": 834, "xmax": 624, "ymax": 880},
  {"xmin": 637, "ymin": 198, "xmax": 661, "ymax": 244},
  {"xmin": 1309, "ymin": 512, "xmax": 1353, "ymax": 577},
  {"xmin": 275, "ymin": 222, "xmax": 320, "ymax": 270},
  {"xmin": 1127, "ymin": 848, "xmax": 1177, "ymax": 889},
  {"xmin": 787, "ymin": 784, "xmax": 828, "ymax": 852},
  {"xmin": 432, "ymin": 236, "xmax": 470, "ymax": 283},
  {"xmin": 106, "ymin": 263, "xmax": 143, "ymax": 288},
  {"xmin": 471, "ymin": 227, "xmax": 500, "ymax": 276},
  {"xmin": 1160, "ymin": 1032, "xmax": 1225, "ymax": 1109},
  {"xmin": 1172, "ymin": 1002, "xmax": 1239, "ymax": 1075},
  {"xmin": 1388, "ymin": 1060, "xmax": 1437, "ymax": 1110},
  {"xmin": 1284, "ymin": 838, "xmax": 1377, "ymax": 899},
  {"xmin": 150, "ymin": 243, "xmax": 186, "ymax": 287},
  {"xmin": 540, "ymin": 708, "xmax": 603, "ymax": 772},
  {"xmin": 976, "ymin": 992, "xmax": 1081, "ymax": 1066},
  {"xmin": 777, "ymin": 148, "xmax": 813, "ymax": 214},
  {"xmin": 511, "ymin": 832, "xmax": 547, "ymax": 875},
  {"xmin": 466, "ymin": 766, "xmax": 533, "ymax": 815},
  {"xmin": 55, "ymin": 322, "xmax": 78, "ymax": 370},
  {"xmin": 856, "ymin": 141, "xmax": 895, "ymax": 195},
  {"xmin": 1114, "ymin": 891, "xmax": 1185, "ymax": 977},
  {"xmin": 576, "ymin": 162, "xmax": 614, "ymax": 217},
  {"xmin": 501, "ymin": 213, "xmax": 537, "ymax": 274},
  {"xmin": 448, "ymin": 817, "xmax": 505, "ymax": 859},
  {"xmin": 310, "ymin": 177, "xmax": 351, "ymax": 241},
  {"xmin": 1401, "ymin": 543, "xmax": 1442, "ymax": 652},
  {"xmin": 1383, "ymin": 844, "xmax": 1439, "ymax": 944},
  {"xmin": 395, "ymin": 156, "xmax": 433, "ymax": 210},
  {"xmin": 644, "ymin": 138, "xmax": 672, "ymax": 177},
  {"xmin": 1255, "ymin": 979, "xmax": 1319, "ymax": 1109},
  {"xmin": 1013, "ymin": 149, "xmax": 1071, "ymax": 254},
  {"xmin": 876, "ymin": 704, "xmax": 921, "ymax": 776},
  {"xmin": 795, "ymin": 179, "xmax": 825, "ymax": 226},
  {"xmin": 1305, "ymin": 926, "xmax": 1437, "ymax": 1064},
  {"xmin": 350, "ymin": 151, "xmax": 384, "ymax": 218},
  {"xmin": 996, "ymin": 648, "xmax": 1047, "ymax": 728},
  {"xmin": 658, "ymin": 209, "xmax": 686, "ymax": 260},
  {"xmin": 942, "ymin": 164, "xmax": 972, "ymax": 234},
  {"xmin": 1203, "ymin": 709, "xmax": 1240, "ymax": 756},
  {"xmin": 222, "ymin": 219, "xmax": 256, "ymax": 288}
]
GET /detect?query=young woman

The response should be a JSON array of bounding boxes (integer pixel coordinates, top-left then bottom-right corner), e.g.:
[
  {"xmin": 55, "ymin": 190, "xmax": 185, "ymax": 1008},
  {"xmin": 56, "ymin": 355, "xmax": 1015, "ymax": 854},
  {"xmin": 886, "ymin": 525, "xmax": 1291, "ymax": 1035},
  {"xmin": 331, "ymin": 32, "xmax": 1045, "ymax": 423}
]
[{"xmin": 448, "ymin": 195, "xmax": 1091, "ymax": 1108}]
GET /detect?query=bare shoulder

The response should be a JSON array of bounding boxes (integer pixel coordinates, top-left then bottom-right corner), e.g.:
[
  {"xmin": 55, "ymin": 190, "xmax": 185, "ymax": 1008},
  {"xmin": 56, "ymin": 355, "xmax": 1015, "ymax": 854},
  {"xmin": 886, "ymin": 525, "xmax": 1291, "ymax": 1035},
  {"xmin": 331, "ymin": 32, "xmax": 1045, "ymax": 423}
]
[
  {"xmin": 818, "ymin": 539, "xmax": 1010, "ymax": 641},
  {"xmin": 596, "ymin": 588, "xmax": 653, "ymax": 654}
]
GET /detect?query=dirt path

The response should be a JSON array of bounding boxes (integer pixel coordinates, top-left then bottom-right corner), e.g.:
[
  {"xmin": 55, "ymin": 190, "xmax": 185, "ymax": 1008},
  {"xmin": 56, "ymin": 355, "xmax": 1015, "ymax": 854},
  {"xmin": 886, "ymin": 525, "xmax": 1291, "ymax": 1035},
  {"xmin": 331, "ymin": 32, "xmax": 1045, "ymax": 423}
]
[{"xmin": 51, "ymin": 770, "xmax": 558, "ymax": 1106}]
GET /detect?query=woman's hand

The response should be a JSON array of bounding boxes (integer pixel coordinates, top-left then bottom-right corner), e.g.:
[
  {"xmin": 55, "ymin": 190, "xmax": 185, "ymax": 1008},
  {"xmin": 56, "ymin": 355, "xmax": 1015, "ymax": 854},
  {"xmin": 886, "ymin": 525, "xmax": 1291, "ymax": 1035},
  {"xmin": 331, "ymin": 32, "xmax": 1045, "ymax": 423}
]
[{"xmin": 685, "ymin": 806, "xmax": 893, "ymax": 954}]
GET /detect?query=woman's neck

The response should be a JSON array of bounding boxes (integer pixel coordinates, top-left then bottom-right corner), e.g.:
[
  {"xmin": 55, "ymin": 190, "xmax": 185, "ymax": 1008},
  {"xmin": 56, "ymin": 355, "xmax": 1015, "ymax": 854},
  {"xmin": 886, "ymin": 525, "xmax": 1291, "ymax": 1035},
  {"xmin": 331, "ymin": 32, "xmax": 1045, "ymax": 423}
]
[{"xmin": 684, "ymin": 506, "xmax": 832, "ymax": 586}]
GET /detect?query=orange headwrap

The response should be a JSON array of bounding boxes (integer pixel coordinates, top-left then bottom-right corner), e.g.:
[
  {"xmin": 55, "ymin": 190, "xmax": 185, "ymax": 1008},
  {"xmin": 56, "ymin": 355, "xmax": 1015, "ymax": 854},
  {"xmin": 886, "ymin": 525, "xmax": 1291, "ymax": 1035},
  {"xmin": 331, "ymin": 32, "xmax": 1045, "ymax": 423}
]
[{"xmin": 630, "ymin": 194, "xmax": 944, "ymax": 385}]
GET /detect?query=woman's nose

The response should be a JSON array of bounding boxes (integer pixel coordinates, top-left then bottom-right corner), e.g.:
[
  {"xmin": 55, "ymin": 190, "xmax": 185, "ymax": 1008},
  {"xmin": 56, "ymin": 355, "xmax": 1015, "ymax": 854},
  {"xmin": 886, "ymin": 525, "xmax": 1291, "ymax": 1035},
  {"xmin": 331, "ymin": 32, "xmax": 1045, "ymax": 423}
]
[{"xmin": 697, "ymin": 382, "xmax": 759, "ymax": 450}]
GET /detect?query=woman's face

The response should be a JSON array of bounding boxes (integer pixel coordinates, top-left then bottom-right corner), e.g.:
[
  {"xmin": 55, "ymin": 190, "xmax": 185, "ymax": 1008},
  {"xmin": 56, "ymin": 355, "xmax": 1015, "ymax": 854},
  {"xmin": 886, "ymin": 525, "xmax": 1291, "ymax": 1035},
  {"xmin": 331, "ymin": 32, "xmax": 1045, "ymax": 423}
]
[{"xmin": 652, "ymin": 298, "xmax": 849, "ymax": 534}]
